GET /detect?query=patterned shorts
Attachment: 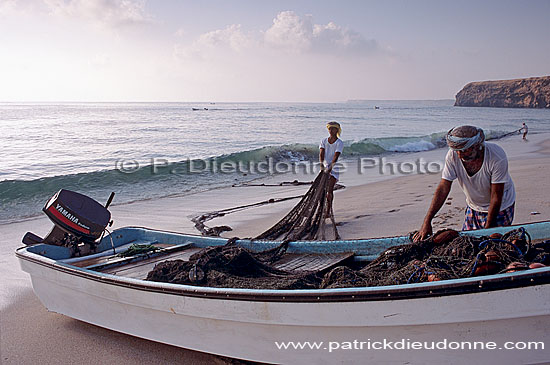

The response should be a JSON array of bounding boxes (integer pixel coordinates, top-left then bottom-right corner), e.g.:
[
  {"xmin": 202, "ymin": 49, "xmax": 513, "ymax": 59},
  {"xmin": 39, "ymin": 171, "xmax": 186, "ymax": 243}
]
[{"xmin": 462, "ymin": 203, "xmax": 515, "ymax": 231}]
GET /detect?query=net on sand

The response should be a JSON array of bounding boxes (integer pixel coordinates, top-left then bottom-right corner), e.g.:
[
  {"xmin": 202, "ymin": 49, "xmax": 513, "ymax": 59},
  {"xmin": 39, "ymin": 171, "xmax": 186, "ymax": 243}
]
[{"xmin": 255, "ymin": 171, "xmax": 339, "ymax": 241}]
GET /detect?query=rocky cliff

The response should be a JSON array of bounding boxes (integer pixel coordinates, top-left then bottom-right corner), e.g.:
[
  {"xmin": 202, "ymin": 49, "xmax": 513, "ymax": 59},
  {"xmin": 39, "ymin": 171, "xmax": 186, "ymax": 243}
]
[{"xmin": 455, "ymin": 76, "xmax": 550, "ymax": 108}]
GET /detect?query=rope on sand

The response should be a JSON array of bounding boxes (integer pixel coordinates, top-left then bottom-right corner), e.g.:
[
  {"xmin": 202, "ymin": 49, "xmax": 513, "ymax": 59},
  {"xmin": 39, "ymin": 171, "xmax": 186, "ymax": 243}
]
[
  {"xmin": 191, "ymin": 194, "xmax": 303, "ymax": 236},
  {"xmin": 498, "ymin": 128, "xmax": 523, "ymax": 138},
  {"xmin": 191, "ymin": 175, "xmax": 343, "ymax": 238}
]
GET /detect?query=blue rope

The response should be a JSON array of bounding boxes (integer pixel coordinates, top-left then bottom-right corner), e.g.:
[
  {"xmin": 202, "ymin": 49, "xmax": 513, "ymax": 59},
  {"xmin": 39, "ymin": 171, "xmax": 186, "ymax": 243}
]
[
  {"xmin": 470, "ymin": 253, "xmax": 484, "ymax": 276},
  {"xmin": 478, "ymin": 238, "xmax": 524, "ymax": 256},
  {"xmin": 407, "ymin": 266, "xmax": 425, "ymax": 284},
  {"xmin": 519, "ymin": 227, "xmax": 527, "ymax": 240}
]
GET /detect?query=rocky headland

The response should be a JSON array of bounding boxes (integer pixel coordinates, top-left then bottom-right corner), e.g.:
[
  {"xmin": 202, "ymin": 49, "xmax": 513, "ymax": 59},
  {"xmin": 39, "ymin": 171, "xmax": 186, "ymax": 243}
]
[{"xmin": 455, "ymin": 76, "xmax": 550, "ymax": 108}]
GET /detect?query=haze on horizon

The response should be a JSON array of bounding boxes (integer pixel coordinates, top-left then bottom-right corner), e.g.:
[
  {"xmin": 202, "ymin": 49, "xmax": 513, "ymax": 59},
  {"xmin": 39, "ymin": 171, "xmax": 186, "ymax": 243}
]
[{"xmin": 1, "ymin": 0, "xmax": 549, "ymax": 103}]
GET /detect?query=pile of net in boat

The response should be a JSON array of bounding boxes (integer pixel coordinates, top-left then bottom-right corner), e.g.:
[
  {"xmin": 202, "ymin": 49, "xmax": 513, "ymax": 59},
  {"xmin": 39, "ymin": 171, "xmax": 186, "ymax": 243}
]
[
  {"xmin": 146, "ymin": 227, "xmax": 549, "ymax": 290},
  {"xmin": 255, "ymin": 171, "xmax": 339, "ymax": 241},
  {"xmin": 146, "ymin": 238, "xmax": 322, "ymax": 289},
  {"xmin": 322, "ymin": 227, "xmax": 547, "ymax": 288}
]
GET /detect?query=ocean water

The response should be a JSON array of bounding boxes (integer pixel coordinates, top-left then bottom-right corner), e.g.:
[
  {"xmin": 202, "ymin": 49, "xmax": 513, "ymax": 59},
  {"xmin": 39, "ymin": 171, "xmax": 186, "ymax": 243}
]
[{"xmin": 1, "ymin": 100, "xmax": 549, "ymax": 224}]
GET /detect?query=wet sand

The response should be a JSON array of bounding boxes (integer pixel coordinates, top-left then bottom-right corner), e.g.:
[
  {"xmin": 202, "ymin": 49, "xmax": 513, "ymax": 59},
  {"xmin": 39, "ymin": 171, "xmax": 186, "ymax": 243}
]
[{"xmin": 1, "ymin": 133, "xmax": 548, "ymax": 364}]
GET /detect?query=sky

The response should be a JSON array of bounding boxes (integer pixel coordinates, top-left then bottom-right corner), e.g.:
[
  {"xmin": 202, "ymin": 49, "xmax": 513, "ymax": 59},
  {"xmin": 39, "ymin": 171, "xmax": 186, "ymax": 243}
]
[{"xmin": 1, "ymin": 0, "xmax": 549, "ymax": 102}]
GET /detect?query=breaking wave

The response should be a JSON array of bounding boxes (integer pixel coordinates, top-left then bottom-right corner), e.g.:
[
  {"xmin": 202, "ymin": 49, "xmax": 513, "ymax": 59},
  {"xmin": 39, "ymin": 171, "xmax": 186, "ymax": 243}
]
[{"xmin": 0, "ymin": 130, "xmax": 517, "ymax": 224}]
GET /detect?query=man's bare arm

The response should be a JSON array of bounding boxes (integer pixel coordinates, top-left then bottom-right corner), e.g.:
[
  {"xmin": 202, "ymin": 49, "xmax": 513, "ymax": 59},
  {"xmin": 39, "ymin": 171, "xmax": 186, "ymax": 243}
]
[
  {"xmin": 413, "ymin": 179, "xmax": 452, "ymax": 241},
  {"xmin": 486, "ymin": 183, "xmax": 504, "ymax": 228}
]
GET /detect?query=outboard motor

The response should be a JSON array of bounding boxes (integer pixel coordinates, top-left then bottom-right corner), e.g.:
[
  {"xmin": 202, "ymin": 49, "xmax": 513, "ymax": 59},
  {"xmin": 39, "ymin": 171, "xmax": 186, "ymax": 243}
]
[{"xmin": 23, "ymin": 190, "xmax": 114, "ymax": 256}]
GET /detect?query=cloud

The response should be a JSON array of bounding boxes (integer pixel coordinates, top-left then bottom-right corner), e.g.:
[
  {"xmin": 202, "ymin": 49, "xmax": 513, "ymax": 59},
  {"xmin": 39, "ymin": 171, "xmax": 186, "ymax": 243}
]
[
  {"xmin": 311, "ymin": 21, "xmax": 379, "ymax": 55},
  {"xmin": 263, "ymin": 11, "xmax": 313, "ymax": 52},
  {"xmin": 0, "ymin": 0, "xmax": 41, "ymax": 16},
  {"xmin": 174, "ymin": 11, "xmax": 385, "ymax": 63},
  {"xmin": 264, "ymin": 11, "xmax": 380, "ymax": 55},
  {"xmin": 174, "ymin": 23, "xmax": 256, "ymax": 60},
  {"xmin": 43, "ymin": 0, "xmax": 152, "ymax": 28},
  {"xmin": 196, "ymin": 24, "xmax": 254, "ymax": 52},
  {"xmin": 168, "ymin": 10, "xmax": 395, "ymax": 102},
  {"xmin": 0, "ymin": 0, "xmax": 19, "ymax": 15}
]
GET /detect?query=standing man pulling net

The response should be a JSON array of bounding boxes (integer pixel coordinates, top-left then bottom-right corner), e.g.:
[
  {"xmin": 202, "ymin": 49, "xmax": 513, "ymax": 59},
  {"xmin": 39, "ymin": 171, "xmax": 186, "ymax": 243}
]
[
  {"xmin": 413, "ymin": 125, "xmax": 516, "ymax": 241},
  {"xmin": 521, "ymin": 122, "xmax": 528, "ymax": 140},
  {"xmin": 255, "ymin": 122, "xmax": 344, "ymax": 241},
  {"xmin": 319, "ymin": 121, "xmax": 344, "ymax": 218}
]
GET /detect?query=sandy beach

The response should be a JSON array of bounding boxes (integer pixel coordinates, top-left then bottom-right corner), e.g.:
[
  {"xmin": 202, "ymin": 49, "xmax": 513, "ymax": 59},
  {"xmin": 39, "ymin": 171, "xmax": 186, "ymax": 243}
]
[
  {"xmin": 1, "ymin": 133, "xmax": 549, "ymax": 364},
  {"xmin": 223, "ymin": 133, "xmax": 550, "ymax": 239}
]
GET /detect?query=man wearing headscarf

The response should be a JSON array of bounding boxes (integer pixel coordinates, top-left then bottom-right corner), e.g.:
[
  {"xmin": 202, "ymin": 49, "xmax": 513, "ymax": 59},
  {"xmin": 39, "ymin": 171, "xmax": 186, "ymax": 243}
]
[{"xmin": 413, "ymin": 125, "xmax": 516, "ymax": 241}]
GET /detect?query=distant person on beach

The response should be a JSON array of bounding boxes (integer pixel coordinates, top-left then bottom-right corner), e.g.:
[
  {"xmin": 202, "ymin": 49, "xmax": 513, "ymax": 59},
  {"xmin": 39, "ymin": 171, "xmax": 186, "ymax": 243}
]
[
  {"xmin": 413, "ymin": 125, "xmax": 516, "ymax": 241},
  {"xmin": 319, "ymin": 121, "xmax": 344, "ymax": 217},
  {"xmin": 521, "ymin": 122, "xmax": 528, "ymax": 139}
]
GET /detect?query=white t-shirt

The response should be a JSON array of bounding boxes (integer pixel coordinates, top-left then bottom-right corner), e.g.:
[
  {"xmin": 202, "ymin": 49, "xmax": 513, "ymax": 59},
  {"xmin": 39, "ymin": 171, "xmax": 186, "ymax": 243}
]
[
  {"xmin": 319, "ymin": 137, "xmax": 344, "ymax": 180},
  {"xmin": 442, "ymin": 142, "xmax": 515, "ymax": 212}
]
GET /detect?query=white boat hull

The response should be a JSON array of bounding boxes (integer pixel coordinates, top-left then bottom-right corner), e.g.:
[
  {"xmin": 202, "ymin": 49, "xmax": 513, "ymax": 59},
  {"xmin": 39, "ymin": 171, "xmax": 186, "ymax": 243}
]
[{"xmin": 20, "ymin": 256, "xmax": 550, "ymax": 364}]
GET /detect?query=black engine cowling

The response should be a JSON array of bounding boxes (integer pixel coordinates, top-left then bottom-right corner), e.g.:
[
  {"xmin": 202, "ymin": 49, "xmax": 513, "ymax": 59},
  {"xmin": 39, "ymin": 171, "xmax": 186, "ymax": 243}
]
[
  {"xmin": 23, "ymin": 190, "xmax": 113, "ymax": 251},
  {"xmin": 43, "ymin": 189, "xmax": 111, "ymax": 243}
]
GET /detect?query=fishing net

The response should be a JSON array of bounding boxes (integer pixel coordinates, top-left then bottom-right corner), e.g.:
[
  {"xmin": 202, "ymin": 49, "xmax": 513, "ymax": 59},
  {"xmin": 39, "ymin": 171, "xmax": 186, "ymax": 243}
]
[
  {"xmin": 317, "ymin": 228, "xmax": 538, "ymax": 288},
  {"xmin": 190, "ymin": 175, "xmax": 343, "ymax": 238},
  {"xmin": 191, "ymin": 194, "xmax": 303, "ymax": 237},
  {"xmin": 255, "ymin": 171, "xmax": 339, "ymax": 241},
  {"xmin": 146, "ymin": 227, "xmax": 548, "ymax": 290},
  {"xmin": 321, "ymin": 266, "xmax": 368, "ymax": 289},
  {"xmin": 146, "ymin": 238, "xmax": 322, "ymax": 289}
]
